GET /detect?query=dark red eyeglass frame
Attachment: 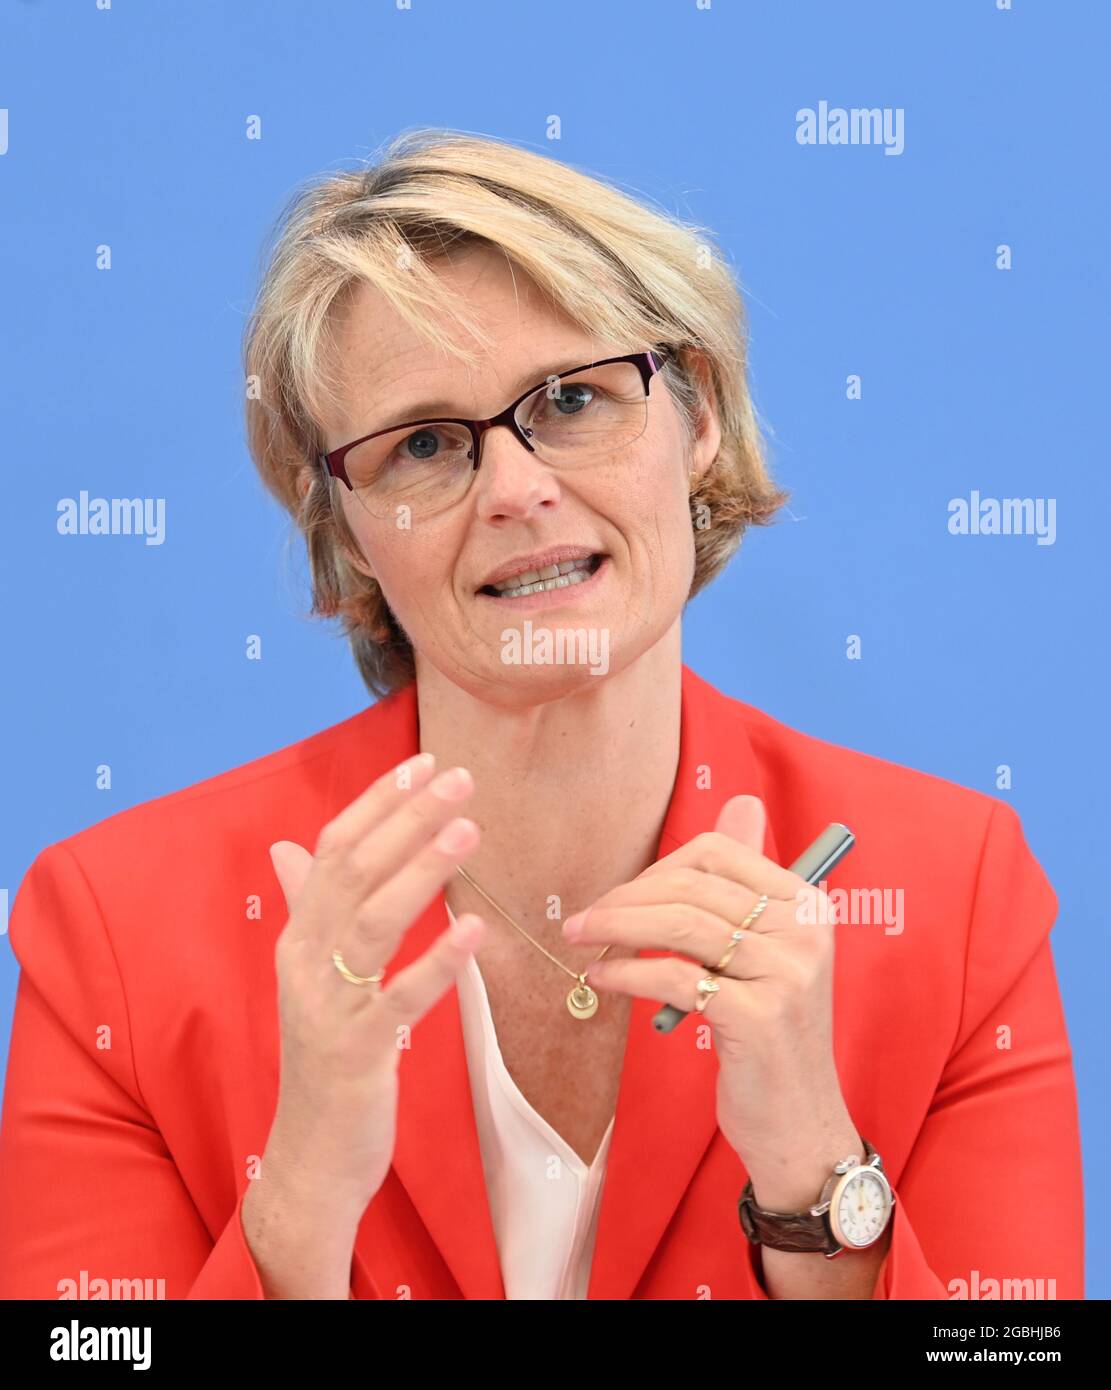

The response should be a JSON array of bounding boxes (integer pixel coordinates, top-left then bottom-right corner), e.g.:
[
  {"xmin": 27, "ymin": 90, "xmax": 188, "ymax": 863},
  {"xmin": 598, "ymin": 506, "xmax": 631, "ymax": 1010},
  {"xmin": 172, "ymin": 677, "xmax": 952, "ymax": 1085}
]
[{"xmin": 318, "ymin": 348, "xmax": 669, "ymax": 488}]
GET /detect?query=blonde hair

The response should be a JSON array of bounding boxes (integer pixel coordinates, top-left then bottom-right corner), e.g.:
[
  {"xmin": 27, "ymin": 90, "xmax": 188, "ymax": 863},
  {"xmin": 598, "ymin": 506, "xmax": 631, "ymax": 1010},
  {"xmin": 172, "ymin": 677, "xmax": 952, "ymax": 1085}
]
[{"xmin": 243, "ymin": 127, "xmax": 790, "ymax": 696}]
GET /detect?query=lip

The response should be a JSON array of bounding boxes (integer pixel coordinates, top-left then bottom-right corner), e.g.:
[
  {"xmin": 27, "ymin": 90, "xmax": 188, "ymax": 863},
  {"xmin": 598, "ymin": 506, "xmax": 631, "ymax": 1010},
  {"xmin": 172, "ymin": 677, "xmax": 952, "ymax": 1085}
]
[
  {"xmin": 475, "ymin": 554, "xmax": 610, "ymax": 611},
  {"xmin": 476, "ymin": 545, "xmax": 602, "ymax": 591}
]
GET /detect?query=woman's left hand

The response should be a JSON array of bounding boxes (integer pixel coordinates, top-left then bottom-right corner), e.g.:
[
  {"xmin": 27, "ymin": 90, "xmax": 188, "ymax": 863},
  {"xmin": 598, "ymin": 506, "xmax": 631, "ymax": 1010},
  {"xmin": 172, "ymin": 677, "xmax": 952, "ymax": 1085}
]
[{"xmin": 561, "ymin": 795, "xmax": 863, "ymax": 1209}]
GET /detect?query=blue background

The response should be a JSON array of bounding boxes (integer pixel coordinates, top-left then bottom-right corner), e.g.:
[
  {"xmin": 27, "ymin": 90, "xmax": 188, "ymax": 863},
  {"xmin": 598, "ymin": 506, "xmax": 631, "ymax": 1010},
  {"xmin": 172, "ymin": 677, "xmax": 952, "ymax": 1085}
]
[{"xmin": 1, "ymin": 0, "xmax": 1106, "ymax": 1295}]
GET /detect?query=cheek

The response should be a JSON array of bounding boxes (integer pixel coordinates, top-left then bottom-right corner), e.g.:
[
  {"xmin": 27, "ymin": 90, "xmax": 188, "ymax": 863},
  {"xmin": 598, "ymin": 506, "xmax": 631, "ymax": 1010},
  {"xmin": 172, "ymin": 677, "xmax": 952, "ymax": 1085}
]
[
  {"xmin": 375, "ymin": 549, "xmax": 448, "ymax": 615},
  {"xmin": 361, "ymin": 525, "xmax": 470, "ymax": 636},
  {"xmin": 621, "ymin": 448, "xmax": 695, "ymax": 549},
  {"xmin": 628, "ymin": 427, "xmax": 690, "ymax": 500},
  {"xmin": 337, "ymin": 507, "xmax": 432, "ymax": 611}
]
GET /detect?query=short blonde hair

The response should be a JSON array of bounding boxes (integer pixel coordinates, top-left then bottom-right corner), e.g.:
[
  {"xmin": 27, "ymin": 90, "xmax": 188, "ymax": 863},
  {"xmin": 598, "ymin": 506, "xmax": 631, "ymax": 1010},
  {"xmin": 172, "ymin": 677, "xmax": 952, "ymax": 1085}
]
[{"xmin": 243, "ymin": 127, "xmax": 790, "ymax": 696}]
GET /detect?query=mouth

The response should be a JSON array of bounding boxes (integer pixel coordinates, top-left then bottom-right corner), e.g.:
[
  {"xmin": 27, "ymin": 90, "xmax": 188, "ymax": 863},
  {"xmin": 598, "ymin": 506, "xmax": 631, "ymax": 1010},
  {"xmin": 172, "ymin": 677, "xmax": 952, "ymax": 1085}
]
[{"xmin": 477, "ymin": 552, "xmax": 607, "ymax": 600}]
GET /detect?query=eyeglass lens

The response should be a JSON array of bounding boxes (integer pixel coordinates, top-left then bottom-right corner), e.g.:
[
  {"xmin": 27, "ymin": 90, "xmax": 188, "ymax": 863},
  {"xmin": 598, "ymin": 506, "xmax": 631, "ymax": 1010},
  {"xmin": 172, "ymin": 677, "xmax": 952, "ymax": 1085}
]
[{"xmin": 341, "ymin": 359, "xmax": 650, "ymax": 519}]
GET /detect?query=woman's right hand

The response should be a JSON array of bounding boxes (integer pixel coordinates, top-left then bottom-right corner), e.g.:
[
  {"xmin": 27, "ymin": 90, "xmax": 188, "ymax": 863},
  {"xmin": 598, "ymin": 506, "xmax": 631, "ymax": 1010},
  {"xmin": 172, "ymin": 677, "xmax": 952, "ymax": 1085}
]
[{"xmin": 243, "ymin": 752, "xmax": 485, "ymax": 1294}]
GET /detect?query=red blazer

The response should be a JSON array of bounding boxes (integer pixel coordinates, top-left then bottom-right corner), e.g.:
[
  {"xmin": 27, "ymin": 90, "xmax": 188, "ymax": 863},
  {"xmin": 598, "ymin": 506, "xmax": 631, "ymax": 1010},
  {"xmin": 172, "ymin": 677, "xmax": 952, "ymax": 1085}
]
[{"xmin": 0, "ymin": 665, "xmax": 1084, "ymax": 1300}]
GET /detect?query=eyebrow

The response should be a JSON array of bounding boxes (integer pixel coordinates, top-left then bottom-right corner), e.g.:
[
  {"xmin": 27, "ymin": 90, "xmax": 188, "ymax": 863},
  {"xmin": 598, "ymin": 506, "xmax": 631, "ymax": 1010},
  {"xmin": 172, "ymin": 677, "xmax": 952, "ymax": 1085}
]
[{"xmin": 379, "ymin": 356, "xmax": 599, "ymax": 431}]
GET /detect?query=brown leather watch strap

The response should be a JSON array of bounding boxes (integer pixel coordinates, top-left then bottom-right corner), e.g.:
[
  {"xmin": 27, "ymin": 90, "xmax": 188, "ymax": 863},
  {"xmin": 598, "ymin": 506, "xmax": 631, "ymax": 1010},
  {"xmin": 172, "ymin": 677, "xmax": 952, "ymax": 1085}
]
[
  {"xmin": 739, "ymin": 1193, "xmax": 842, "ymax": 1254},
  {"xmin": 738, "ymin": 1140, "xmax": 880, "ymax": 1255}
]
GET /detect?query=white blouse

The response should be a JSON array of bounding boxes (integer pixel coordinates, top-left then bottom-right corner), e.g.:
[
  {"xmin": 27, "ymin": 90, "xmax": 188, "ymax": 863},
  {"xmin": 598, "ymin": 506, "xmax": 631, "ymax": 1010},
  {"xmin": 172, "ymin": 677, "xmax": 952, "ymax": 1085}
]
[{"xmin": 447, "ymin": 903, "xmax": 615, "ymax": 1300}]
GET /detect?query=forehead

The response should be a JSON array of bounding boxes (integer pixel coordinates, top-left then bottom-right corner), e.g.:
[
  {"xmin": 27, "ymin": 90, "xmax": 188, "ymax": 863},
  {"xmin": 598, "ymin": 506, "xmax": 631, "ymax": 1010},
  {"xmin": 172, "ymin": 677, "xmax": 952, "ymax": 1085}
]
[{"xmin": 322, "ymin": 246, "xmax": 613, "ymax": 431}]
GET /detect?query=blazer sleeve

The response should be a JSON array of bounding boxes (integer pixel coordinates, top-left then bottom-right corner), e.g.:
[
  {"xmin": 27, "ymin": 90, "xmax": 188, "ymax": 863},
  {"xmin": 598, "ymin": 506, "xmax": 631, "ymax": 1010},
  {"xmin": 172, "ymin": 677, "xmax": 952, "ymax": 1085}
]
[
  {"xmin": 0, "ymin": 842, "xmax": 323, "ymax": 1301},
  {"xmin": 744, "ymin": 799, "xmax": 1085, "ymax": 1301}
]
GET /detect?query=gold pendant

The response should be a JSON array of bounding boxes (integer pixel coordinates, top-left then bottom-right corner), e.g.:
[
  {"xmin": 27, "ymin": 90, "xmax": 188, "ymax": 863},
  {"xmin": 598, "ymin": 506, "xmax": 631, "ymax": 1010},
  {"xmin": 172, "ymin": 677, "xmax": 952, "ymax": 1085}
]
[{"xmin": 567, "ymin": 981, "xmax": 599, "ymax": 1020}]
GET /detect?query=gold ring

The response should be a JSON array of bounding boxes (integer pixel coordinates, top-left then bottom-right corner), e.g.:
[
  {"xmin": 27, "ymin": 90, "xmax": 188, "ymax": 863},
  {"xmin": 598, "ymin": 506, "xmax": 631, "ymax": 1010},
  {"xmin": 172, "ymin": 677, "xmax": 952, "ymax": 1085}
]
[
  {"xmin": 693, "ymin": 975, "xmax": 721, "ymax": 1014},
  {"xmin": 711, "ymin": 929, "xmax": 748, "ymax": 974},
  {"xmin": 332, "ymin": 949, "xmax": 386, "ymax": 987},
  {"xmin": 712, "ymin": 893, "xmax": 769, "ymax": 972}
]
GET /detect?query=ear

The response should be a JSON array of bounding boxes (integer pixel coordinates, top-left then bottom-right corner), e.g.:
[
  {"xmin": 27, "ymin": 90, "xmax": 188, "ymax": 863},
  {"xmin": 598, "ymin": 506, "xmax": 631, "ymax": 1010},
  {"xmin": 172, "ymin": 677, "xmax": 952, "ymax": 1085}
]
[
  {"xmin": 682, "ymin": 348, "xmax": 722, "ymax": 486},
  {"xmin": 329, "ymin": 495, "xmax": 378, "ymax": 582},
  {"xmin": 342, "ymin": 543, "xmax": 377, "ymax": 583}
]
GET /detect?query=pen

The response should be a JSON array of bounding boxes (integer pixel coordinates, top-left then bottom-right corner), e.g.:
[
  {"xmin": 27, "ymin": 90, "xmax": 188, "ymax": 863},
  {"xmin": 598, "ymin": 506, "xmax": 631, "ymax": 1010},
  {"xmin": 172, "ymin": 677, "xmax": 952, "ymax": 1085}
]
[{"xmin": 650, "ymin": 822, "xmax": 856, "ymax": 1034}]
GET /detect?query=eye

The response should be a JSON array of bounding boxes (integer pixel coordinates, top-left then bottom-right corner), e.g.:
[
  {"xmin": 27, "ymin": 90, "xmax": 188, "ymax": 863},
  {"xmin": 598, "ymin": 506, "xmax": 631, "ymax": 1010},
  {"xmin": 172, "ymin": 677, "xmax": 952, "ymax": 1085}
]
[
  {"xmin": 398, "ymin": 427, "xmax": 444, "ymax": 461},
  {"xmin": 549, "ymin": 382, "xmax": 595, "ymax": 416}
]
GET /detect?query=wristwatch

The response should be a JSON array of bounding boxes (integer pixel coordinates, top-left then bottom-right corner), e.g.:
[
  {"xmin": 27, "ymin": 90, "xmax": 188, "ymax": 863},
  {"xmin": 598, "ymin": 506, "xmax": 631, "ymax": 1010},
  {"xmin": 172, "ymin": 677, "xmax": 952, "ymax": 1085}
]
[{"xmin": 738, "ymin": 1138, "xmax": 896, "ymax": 1259}]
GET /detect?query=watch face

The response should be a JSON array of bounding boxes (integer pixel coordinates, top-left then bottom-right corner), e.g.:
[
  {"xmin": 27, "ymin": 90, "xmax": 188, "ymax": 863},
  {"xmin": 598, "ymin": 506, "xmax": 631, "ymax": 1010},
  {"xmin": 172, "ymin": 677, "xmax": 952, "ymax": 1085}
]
[{"xmin": 831, "ymin": 1168, "xmax": 891, "ymax": 1248}]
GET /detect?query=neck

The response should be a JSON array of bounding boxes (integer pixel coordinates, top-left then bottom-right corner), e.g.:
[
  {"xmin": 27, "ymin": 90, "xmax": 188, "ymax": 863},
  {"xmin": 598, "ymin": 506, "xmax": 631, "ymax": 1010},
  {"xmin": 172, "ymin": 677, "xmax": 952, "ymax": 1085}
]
[{"xmin": 415, "ymin": 623, "xmax": 683, "ymax": 928}]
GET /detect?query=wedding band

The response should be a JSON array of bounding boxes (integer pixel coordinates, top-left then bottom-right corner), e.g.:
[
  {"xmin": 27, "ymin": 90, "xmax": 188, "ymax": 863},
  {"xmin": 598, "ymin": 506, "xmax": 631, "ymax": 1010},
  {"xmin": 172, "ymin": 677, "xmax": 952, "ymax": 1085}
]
[
  {"xmin": 693, "ymin": 976, "xmax": 721, "ymax": 1014},
  {"xmin": 712, "ymin": 892, "xmax": 770, "ymax": 973},
  {"xmin": 332, "ymin": 949, "xmax": 386, "ymax": 987}
]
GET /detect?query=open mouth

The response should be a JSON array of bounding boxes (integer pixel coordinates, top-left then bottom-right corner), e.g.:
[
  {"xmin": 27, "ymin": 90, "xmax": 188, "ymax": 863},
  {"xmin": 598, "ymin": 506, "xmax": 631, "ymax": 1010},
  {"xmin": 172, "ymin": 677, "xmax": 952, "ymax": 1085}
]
[{"xmin": 478, "ymin": 553, "xmax": 606, "ymax": 599}]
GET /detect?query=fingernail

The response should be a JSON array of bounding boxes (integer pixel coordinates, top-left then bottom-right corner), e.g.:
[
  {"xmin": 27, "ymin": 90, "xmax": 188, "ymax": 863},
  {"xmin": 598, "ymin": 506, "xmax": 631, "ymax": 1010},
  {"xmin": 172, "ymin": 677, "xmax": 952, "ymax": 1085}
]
[
  {"xmin": 562, "ymin": 911, "xmax": 587, "ymax": 938},
  {"xmin": 435, "ymin": 817, "xmax": 476, "ymax": 853},
  {"xmin": 430, "ymin": 766, "xmax": 473, "ymax": 800},
  {"xmin": 393, "ymin": 753, "xmax": 435, "ymax": 791},
  {"xmin": 450, "ymin": 913, "xmax": 482, "ymax": 948}
]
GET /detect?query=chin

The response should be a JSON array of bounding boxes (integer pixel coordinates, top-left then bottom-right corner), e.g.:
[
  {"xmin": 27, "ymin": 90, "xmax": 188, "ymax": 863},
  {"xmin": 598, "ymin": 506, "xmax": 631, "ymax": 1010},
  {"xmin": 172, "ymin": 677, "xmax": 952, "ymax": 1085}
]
[{"xmin": 474, "ymin": 660, "xmax": 615, "ymax": 710}]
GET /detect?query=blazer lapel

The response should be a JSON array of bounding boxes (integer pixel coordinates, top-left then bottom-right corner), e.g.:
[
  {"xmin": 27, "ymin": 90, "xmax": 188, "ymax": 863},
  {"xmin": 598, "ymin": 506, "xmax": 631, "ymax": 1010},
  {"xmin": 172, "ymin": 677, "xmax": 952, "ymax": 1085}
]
[
  {"xmin": 322, "ymin": 682, "xmax": 506, "ymax": 1301},
  {"xmin": 585, "ymin": 664, "xmax": 778, "ymax": 1299}
]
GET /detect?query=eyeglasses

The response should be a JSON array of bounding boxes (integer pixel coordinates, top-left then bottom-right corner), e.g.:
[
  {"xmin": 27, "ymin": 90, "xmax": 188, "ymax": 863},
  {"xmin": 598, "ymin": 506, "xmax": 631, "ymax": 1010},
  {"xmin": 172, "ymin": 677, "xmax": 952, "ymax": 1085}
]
[{"xmin": 319, "ymin": 348, "xmax": 667, "ymax": 521}]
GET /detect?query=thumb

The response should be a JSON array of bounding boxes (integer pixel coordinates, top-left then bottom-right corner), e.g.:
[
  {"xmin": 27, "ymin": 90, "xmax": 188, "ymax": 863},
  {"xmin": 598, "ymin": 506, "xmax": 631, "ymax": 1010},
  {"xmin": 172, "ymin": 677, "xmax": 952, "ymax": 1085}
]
[
  {"xmin": 268, "ymin": 840, "xmax": 314, "ymax": 911},
  {"xmin": 713, "ymin": 794, "xmax": 767, "ymax": 856}
]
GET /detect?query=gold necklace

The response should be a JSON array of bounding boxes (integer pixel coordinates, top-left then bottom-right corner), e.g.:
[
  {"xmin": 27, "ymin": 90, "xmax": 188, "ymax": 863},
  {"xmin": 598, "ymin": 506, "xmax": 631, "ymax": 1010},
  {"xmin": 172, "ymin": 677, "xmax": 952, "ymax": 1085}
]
[{"xmin": 454, "ymin": 865, "xmax": 613, "ymax": 1020}]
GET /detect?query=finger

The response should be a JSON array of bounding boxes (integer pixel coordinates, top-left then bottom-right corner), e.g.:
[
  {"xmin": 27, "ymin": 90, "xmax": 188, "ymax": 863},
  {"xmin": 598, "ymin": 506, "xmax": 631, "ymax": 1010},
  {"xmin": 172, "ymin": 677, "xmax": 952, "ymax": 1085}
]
[
  {"xmin": 567, "ymin": 902, "xmax": 787, "ymax": 975},
  {"xmin": 337, "ymin": 764, "xmax": 479, "ymax": 898},
  {"xmin": 282, "ymin": 752, "xmax": 437, "ymax": 942},
  {"xmin": 585, "ymin": 953, "xmax": 756, "ymax": 1021},
  {"xmin": 572, "ymin": 869, "xmax": 789, "ymax": 942},
  {"xmin": 330, "ymin": 814, "xmax": 483, "ymax": 979},
  {"xmin": 714, "ymin": 794, "xmax": 766, "ymax": 856},
  {"xmin": 314, "ymin": 764, "xmax": 477, "ymax": 901},
  {"xmin": 322, "ymin": 751, "xmax": 439, "ymax": 849},
  {"xmin": 269, "ymin": 840, "xmax": 315, "ymax": 917},
  {"xmin": 369, "ymin": 912, "xmax": 488, "ymax": 1039},
  {"xmin": 643, "ymin": 830, "xmax": 805, "ymax": 900},
  {"xmin": 299, "ymin": 761, "xmax": 477, "ymax": 946}
]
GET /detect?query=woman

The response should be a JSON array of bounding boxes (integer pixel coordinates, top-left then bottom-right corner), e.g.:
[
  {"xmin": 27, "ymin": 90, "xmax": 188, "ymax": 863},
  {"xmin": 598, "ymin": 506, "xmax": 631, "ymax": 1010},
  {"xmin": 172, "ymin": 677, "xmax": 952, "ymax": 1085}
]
[{"xmin": 0, "ymin": 129, "xmax": 1083, "ymax": 1301}]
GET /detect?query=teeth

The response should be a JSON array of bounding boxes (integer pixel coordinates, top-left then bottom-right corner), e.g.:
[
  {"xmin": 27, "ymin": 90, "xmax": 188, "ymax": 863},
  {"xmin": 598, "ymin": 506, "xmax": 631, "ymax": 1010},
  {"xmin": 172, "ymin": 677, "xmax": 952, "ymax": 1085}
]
[{"xmin": 491, "ymin": 555, "xmax": 598, "ymax": 597}]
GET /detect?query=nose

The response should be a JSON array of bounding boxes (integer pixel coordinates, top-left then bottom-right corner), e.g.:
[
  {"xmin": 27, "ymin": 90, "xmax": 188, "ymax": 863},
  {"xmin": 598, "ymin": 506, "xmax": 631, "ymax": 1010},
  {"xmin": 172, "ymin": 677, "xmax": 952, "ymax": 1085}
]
[{"xmin": 471, "ymin": 423, "xmax": 561, "ymax": 522}]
